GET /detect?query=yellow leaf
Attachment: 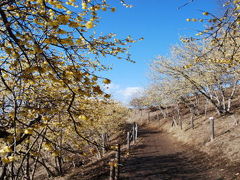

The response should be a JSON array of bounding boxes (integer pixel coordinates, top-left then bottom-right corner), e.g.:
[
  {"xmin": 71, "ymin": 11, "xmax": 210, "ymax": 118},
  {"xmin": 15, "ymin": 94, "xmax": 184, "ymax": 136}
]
[{"xmin": 24, "ymin": 128, "xmax": 33, "ymax": 135}]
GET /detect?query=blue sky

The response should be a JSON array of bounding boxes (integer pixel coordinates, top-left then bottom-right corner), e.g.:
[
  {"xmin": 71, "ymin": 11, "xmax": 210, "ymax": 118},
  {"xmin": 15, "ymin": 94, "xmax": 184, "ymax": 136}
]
[{"xmin": 96, "ymin": 0, "xmax": 221, "ymax": 105}]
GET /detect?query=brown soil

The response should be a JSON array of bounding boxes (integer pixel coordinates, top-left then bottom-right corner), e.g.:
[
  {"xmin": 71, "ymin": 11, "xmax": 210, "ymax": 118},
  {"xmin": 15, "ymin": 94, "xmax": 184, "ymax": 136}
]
[{"xmin": 120, "ymin": 125, "xmax": 240, "ymax": 180}]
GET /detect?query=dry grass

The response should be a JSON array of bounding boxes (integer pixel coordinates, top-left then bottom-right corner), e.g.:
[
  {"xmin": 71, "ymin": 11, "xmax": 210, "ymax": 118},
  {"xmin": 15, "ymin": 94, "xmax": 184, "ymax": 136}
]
[
  {"xmin": 130, "ymin": 108, "xmax": 240, "ymax": 163},
  {"xmin": 45, "ymin": 122, "xmax": 135, "ymax": 180}
]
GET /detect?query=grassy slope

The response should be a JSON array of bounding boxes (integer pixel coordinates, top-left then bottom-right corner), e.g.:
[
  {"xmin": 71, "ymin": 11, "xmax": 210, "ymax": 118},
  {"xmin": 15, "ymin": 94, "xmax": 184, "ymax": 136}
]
[{"xmin": 130, "ymin": 107, "xmax": 240, "ymax": 164}]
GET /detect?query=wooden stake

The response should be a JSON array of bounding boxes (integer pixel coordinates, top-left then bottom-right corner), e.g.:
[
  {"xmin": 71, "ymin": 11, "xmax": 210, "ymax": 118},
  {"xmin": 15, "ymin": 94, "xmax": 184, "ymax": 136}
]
[
  {"xmin": 127, "ymin": 132, "xmax": 130, "ymax": 151},
  {"xmin": 102, "ymin": 133, "xmax": 106, "ymax": 155},
  {"xmin": 115, "ymin": 144, "xmax": 121, "ymax": 180},
  {"xmin": 179, "ymin": 118, "xmax": 183, "ymax": 130},
  {"xmin": 191, "ymin": 115, "xmax": 194, "ymax": 129},
  {"xmin": 148, "ymin": 111, "xmax": 150, "ymax": 123},
  {"xmin": 135, "ymin": 124, "xmax": 138, "ymax": 141},
  {"xmin": 209, "ymin": 117, "xmax": 215, "ymax": 141},
  {"xmin": 109, "ymin": 159, "xmax": 115, "ymax": 180},
  {"xmin": 132, "ymin": 123, "xmax": 135, "ymax": 144}
]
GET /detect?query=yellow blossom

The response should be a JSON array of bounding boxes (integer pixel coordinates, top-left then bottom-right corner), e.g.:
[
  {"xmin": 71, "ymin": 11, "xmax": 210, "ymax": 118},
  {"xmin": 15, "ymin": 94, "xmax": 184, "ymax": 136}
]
[
  {"xmin": 52, "ymin": 150, "xmax": 60, "ymax": 157},
  {"xmin": 2, "ymin": 156, "xmax": 16, "ymax": 163},
  {"xmin": 82, "ymin": 2, "xmax": 87, "ymax": 9},
  {"xmin": 0, "ymin": 146, "xmax": 13, "ymax": 154},
  {"xmin": 202, "ymin": 12, "xmax": 209, "ymax": 15},
  {"xmin": 66, "ymin": 10, "xmax": 72, "ymax": 14},
  {"xmin": 78, "ymin": 115, "xmax": 87, "ymax": 120},
  {"xmin": 103, "ymin": 78, "xmax": 111, "ymax": 84},
  {"xmin": 85, "ymin": 21, "xmax": 94, "ymax": 29},
  {"xmin": 24, "ymin": 128, "xmax": 33, "ymax": 135}
]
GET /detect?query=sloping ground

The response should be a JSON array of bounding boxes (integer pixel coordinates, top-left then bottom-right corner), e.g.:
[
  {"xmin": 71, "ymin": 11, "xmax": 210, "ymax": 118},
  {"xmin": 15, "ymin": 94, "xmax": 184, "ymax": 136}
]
[
  {"xmin": 52, "ymin": 123, "xmax": 134, "ymax": 180},
  {"xmin": 130, "ymin": 109, "xmax": 240, "ymax": 164},
  {"xmin": 159, "ymin": 112, "xmax": 240, "ymax": 163},
  {"xmin": 121, "ymin": 125, "xmax": 240, "ymax": 180},
  {"xmin": 48, "ymin": 109, "xmax": 240, "ymax": 180}
]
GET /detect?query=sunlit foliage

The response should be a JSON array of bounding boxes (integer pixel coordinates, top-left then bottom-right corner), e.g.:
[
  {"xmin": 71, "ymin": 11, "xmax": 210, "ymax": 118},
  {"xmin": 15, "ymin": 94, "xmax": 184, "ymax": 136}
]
[{"xmin": 0, "ymin": 0, "xmax": 134, "ymax": 179}]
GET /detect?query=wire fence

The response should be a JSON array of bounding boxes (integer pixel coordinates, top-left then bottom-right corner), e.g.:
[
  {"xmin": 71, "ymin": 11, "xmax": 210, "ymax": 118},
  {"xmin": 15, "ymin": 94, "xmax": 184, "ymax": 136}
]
[{"xmin": 108, "ymin": 122, "xmax": 138, "ymax": 180}]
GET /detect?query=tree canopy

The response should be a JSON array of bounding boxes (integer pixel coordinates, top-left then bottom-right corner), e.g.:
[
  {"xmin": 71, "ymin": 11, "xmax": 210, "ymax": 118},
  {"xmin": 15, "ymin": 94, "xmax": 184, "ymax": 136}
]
[{"xmin": 0, "ymin": 0, "xmax": 136, "ymax": 179}]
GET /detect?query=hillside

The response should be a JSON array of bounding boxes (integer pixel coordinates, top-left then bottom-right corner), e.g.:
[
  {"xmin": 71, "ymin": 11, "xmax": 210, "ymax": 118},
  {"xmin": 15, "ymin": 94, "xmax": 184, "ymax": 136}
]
[
  {"xmin": 129, "ymin": 106, "xmax": 240, "ymax": 174},
  {"xmin": 121, "ymin": 125, "xmax": 239, "ymax": 179}
]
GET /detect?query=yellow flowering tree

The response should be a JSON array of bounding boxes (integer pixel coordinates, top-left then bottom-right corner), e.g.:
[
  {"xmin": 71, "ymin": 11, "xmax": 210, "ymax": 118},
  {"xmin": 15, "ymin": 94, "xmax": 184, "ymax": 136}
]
[
  {"xmin": 0, "ymin": 0, "xmax": 135, "ymax": 179},
  {"xmin": 148, "ymin": 41, "xmax": 240, "ymax": 115},
  {"xmin": 183, "ymin": 0, "xmax": 240, "ymax": 66}
]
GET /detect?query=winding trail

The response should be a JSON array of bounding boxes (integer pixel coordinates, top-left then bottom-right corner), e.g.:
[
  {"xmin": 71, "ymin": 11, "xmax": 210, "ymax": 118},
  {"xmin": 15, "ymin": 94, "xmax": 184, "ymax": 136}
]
[{"xmin": 120, "ymin": 126, "xmax": 234, "ymax": 180}]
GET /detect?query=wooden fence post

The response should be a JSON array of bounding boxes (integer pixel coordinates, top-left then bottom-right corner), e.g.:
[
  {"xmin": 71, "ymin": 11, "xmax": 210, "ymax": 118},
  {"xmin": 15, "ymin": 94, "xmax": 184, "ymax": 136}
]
[
  {"xmin": 172, "ymin": 117, "xmax": 177, "ymax": 127},
  {"xmin": 179, "ymin": 118, "xmax": 183, "ymax": 130},
  {"xmin": 102, "ymin": 133, "xmax": 106, "ymax": 155},
  {"xmin": 109, "ymin": 159, "xmax": 115, "ymax": 180},
  {"xmin": 115, "ymin": 144, "xmax": 121, "ymax": 180},
  {"xmin": 148, "ymin": 111, "xmax": 150, "ymax": 123},
  {"xmin": 190, "ymin": 112, "xmax": 194, "ymax": 129},
  {"xmin": 127, "ymin": 132, "xmax": 130, "ymax": 151},
  {"xmin": 135, "ymin": 123, "xmax": 138, "ymax": 141},
  {"xmin": 132, "ymin": 123, "xmax": 135, "ymax": 144},
  {"xmin": 209, "ymin": 117, "xmax": 215, "ymax": 141}
]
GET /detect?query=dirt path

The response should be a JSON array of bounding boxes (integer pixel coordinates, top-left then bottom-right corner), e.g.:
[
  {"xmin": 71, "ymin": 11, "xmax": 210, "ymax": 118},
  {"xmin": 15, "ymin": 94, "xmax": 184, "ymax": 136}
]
[{"xmin": 120, "ymin": 126, "xmax": 238, "ymax": 180}]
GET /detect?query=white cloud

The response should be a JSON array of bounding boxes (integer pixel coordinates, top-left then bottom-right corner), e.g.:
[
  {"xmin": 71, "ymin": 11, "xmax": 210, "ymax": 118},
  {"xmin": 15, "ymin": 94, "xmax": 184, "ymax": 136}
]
[
  {"xmin": 118, "ymin": 87, "xmax": 143, "ymax": 98},
  {"xmin": 102, "ymin": 83, "xmax": 143, "ymax": 105},
  {"xmin": 122, "ymin": 87, "xmax": 143, "ymax": 105},
  {"xmin": 116, "ymin": 86, "xmax": 143, "ymax": 105}
]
